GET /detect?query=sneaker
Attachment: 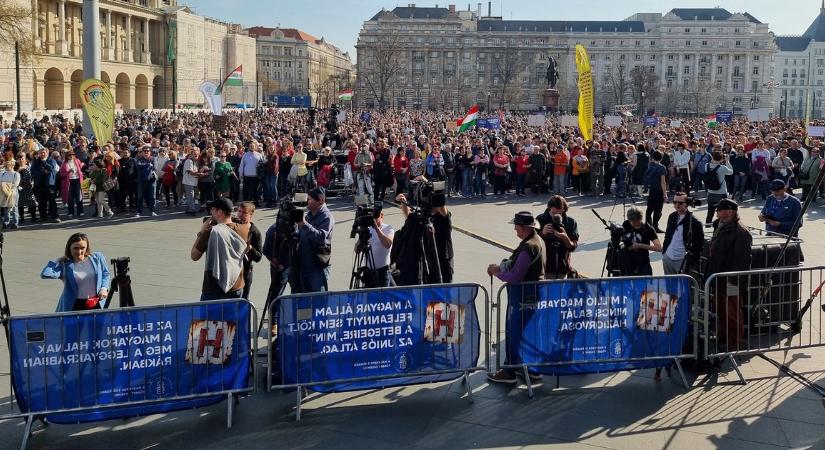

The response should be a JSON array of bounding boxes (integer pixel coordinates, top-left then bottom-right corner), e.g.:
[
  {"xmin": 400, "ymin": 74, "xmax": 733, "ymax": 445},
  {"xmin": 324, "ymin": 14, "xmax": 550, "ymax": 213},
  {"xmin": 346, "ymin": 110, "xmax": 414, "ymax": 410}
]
[
  {"xmin": 135, "ymin": 213, "xmax": 141, "ymax": 218},
  {"xmin": 486, "ymin": 369, "xmax": 518, "ymax": 384},
  {"xmin": 106, "ymin": 212, "xmax": 114, "ymax": 218},
  {"xmin": 151, "ymin": 212, "xmax": 158, "ymax": 217}
]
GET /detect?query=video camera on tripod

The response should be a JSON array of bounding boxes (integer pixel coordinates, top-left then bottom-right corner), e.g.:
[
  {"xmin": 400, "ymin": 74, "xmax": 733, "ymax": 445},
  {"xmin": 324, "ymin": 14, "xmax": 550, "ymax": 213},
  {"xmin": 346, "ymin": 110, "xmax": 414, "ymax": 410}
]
[
  {"xmin": 351, "ymin": 195, "xmax": 377, "ymax": 243},
  {"xmin": 404, "ymin": 180, "xmax": 447, "ymax": 219},
  {"xmin": 592, "ymin": 209, "xmax": 626, "ymax": 277},
  {"xmin": 276, "ymin": 190, "xmax": 308, "ymax": 238}
]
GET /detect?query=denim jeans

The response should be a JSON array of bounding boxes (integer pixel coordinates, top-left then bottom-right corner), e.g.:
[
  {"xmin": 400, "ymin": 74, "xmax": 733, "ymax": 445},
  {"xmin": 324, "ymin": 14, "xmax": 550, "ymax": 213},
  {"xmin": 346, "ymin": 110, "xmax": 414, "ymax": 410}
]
[
  {"xmin": 616, "ymin": 166, "xmax": 627, "ymax": 196},
  {"xmin": 733, "ymin": 174, "xmax": 748, "ymax": 198},
  {"xmin": 1, "ymin": 206, "xmax": 18, "ymax": 227},
  {"xmin": 136, "ymin": 181, "xmax": 156, "ymax": 214},
  {"xmin": 461, "ymin": 168, "xmax": 473, "ymax": 196},
  {"xmin": 293, "ymin": 266, "xmax": 331, "ymax": 294},
  {"xmin": 474, "ymin": 170, "xmax": 487, "ymax": 196},
  {"xmin": 67, "ymin": 179, "xmax": 83, "ymax": 216},
  {"xmin": 264, "ymin": 174, "xmax": 278, "ymax": 203},
  {"xmin": 183, "ymin": 184, "xmax": 197, "ymax": 213},
  {"xmin": 553, "ymin": 173, "xmax": 567, "ymax": 194},
  {"xmin": 515, "ymin": 173, "xmax": 527, "ymax": 194}
]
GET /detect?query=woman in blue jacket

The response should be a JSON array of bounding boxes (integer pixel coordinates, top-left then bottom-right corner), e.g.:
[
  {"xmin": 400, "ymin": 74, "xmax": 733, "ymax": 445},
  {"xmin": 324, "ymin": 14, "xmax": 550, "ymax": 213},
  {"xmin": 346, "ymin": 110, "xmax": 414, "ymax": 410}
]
[{"xmin": 41, "ymin": 233, "xmax": 111, "ymax": 311}]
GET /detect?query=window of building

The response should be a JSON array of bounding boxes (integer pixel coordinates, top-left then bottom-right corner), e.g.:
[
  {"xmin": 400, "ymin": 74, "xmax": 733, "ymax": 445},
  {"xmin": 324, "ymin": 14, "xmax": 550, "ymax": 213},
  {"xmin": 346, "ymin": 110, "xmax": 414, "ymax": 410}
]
[
  {"xmin": 686, "ymin": 40, "xmax": 691, "ymax": 47},
  {"xmin": 717, "ymin": 66, "xmax": 723, "ymax": 75},
  {"xmin": 753, "ymin": 66, "xmax": 758, "ymax": 75},
  {"xmin": 752, "ymin": 80, "xmax": 758, "ymax": 90},
  {"xmin": 635, "ymin": 54, "xmax": 640, "ymax": 60},
  {"xmin": 684, "ymin": 66, "xmax": 690, "ymax": 74},
  {"xmin": 734, "ymin": 55, "xmax": 740, "ymax": 61},
  {"xmin": 668, "ymin": 54, "xmax": 674, "ymax": 60},
  {"xmin": 702, "ymin": 41, "xmax": 707, "ymax": 46},
  {"xmin": 733, "ymin": 80, "xmax": 739, "ymax": 90},
  {"xmin": 716, "ymin": 79, "xmax": 723, "ymax": 89},
  {"xmin": 685, "ymin": 28, "xmax": 690, "ymax": 33},
  {"xmin": 650, "ymin": 54, "xmax": 656, "ymax": 61},
  {"xmin": 754, "ymin": 55, "xmax": 760, "ymax": 61},
  {"xmin": 650, "ymin": 40, "xmax": 656, "ymax": 46},
  {"xmin": 701, "ymin": 28, "xmax": 707, "ymax": 33},
  {"xmin": 667, "ymin": 79, "xmax": 673, "ymax": 88}
]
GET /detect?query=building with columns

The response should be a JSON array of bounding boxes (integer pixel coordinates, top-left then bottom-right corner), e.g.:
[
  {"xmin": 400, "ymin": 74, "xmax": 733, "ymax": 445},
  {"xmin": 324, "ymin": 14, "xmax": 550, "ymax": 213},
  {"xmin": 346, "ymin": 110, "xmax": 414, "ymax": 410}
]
[
  {"xmin": 356, "ymin": 5, "xmax": 777, "ymax": 114},
  {"xmin": 247, "ymin": 26, "xmax": 354, "ymax": 107},
  {"xmin": 0, "ymin": 0, "xmax": 256, "ymax": 112},
  {"xmin": 773, "ymin": 2, "xmax": 825, "ymax": 119}
]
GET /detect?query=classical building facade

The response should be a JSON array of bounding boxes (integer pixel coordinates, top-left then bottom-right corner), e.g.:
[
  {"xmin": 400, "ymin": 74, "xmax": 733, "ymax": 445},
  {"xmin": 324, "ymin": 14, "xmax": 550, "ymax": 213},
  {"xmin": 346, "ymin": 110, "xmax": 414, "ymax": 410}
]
[
  {"xmin": 246, "ymin": 26, "xmax": 354, "ymax": 107},
  {"xmin": 773, "ymin": 4, "xmax": 825, "ymax": 119},
  {"xmin": 356, "ymin": 5, "xmax": 777, "ymax": 114},
  {"xmin": 0, "ymin": 0, "xmax": 255, "ymax": 112}
]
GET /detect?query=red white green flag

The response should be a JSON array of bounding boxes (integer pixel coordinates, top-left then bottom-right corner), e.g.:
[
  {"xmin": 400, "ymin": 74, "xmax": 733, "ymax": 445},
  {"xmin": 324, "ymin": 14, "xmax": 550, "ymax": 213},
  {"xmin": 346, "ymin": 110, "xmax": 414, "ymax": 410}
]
[
  {"xmin": 338, "ymin": 89, "xmax": 353, "ymax": 101},
  {"xmin": 217, "ymin": 65, "xmax": 243, "ymax": 93},
  {"xmin": 457, "ymin": 105, "xmax": 479, "ymax": 133}
]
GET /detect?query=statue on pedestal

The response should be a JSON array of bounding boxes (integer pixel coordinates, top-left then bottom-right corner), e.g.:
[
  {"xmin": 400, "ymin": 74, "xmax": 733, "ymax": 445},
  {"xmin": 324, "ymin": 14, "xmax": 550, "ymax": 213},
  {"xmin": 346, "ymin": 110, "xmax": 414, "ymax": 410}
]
[
  {"xmin": 545, "ymin": 56, "xmax": 559, "ymax": 90},
  {"xmin": 543, "ymin": 56, "xmax": 560, "ymax": 111}
]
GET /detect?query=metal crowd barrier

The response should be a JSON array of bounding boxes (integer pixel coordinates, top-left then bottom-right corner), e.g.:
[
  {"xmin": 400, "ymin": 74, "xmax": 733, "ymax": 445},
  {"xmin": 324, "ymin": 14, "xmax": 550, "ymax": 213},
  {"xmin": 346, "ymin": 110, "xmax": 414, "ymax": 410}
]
[
  {"xmin": 702, "ymin": 266, "xmax": 824, "ymax": 384},
  {"xmin": 493, "ymin": 275, "xmax": 699, "ymax": 398},
  {"xmin": 263, "ymin": 283, "xmax": 489, "ymax": 421},
  {"xmin": 0, "ymin": 299, "xmax": 258, "ymax": 450}
]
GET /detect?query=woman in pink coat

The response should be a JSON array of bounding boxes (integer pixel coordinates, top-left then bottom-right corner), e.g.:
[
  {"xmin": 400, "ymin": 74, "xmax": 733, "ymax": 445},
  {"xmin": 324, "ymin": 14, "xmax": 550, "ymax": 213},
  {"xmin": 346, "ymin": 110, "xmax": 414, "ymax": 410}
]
[{"xmin": 59, "ymin": 151, "xmax": 85, "ymax": 217}]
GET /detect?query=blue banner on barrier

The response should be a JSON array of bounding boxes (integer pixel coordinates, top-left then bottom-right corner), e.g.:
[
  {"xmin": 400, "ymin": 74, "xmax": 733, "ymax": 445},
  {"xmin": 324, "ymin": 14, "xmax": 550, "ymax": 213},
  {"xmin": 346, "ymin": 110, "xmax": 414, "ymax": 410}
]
[
  {"xmin": 278, "ymin": 285, "xmax": 481, "ymax": 392},
  {"xmin": 9, "ymin": 300, "xmax": 251, "ymax": 423},
  {"xmin": 505, "ymin": 277, "xmax": 690, "ymax": 375}
]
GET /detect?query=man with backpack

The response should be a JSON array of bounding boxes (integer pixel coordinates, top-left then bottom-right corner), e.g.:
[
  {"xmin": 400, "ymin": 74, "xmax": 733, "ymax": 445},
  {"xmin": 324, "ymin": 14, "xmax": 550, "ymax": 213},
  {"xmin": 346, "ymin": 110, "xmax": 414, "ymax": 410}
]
[{"xmin": 704, "ymin": 151, "xmax": 733, "ymax": 225}]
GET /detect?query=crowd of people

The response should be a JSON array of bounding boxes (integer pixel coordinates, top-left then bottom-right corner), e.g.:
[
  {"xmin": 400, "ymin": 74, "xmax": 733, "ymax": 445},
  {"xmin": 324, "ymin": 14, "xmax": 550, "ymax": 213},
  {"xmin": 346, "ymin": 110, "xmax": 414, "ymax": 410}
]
[{"xmin": 0, "ymin": 109, "xmax": 823, "ymax": 232}]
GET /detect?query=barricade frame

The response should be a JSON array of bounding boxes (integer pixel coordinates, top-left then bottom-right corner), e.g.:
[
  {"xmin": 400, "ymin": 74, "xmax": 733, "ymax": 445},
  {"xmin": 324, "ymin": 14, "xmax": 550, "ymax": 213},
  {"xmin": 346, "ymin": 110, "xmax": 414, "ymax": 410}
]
[
  {"xmin": 0, "ymin": 298, "xmax": 258, "ymax": 450},
  {"xmin": 703, "ymin": 266, "xmax": 825, "ymax": 384},
  {"xmin": 492, "ymin": 275, "xmax": 700, "ymax": 398},
  {"xmin": 264, "ymin": 283, "xmax": 490, "ymax": 421}
]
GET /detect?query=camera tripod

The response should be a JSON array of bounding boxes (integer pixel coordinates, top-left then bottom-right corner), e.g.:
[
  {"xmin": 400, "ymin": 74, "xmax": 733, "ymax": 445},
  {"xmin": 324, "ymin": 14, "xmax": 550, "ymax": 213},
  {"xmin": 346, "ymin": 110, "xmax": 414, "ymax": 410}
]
[
  {"xmin": 108, "ymin": 258, "xmax": 135, "ymax": 308},
  {"xmin": 350, "ymin": 238, "xmax": 379, "ymax": 289}
]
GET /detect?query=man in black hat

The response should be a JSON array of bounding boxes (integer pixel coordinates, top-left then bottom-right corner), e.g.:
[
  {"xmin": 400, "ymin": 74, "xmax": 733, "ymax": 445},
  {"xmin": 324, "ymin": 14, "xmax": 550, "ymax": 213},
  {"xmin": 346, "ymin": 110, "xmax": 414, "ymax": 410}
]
[
  {"xmin": 486, "ymin": 211, "xmax": 546, "ymax": 384},
  {"xmin": 190, "ymin": 197, "xmax": 251, "ymax": 301},
  {"xmin": 293, "ymin": 187, "xmax": 335, "ymax": 293},
  {"xmin": 706, "ymin": 198, "xmax": 752, "ymax": 351}
]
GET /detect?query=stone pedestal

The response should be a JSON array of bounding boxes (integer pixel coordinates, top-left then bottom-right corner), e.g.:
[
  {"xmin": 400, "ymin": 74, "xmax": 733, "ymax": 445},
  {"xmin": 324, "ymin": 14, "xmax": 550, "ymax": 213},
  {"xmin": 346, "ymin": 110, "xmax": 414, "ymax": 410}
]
[{"xmin": 542, "ymin": 88, "xmax": 560, "ymax": 112}]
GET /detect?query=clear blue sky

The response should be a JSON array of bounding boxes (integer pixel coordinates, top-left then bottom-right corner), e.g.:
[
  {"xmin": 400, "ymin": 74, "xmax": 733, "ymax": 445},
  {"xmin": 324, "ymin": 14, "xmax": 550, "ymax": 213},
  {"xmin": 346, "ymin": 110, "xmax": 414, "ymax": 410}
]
[{"xmin": 188, "ymin": 0, "xmax": 825, "ymax": 60}]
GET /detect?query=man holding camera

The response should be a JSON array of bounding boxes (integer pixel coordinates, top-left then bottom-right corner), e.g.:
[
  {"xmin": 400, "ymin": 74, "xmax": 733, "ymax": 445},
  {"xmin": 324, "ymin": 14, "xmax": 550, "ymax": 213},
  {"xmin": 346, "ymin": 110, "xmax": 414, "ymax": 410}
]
[
  {"xmin": 662, "ymin": 192, "xmax": 705, "ymax": 275},
  {"xmin": 619, "ymin": 207, "xmax": 662, "ymax": 276},
  {"xmin": 356, "ymin": 207, "xmax": 395, "ymax": 287},
  {"xmin": 190, "ymin": 198, "xmax": 250, "ymax": 301},
  {"xmin": 759, "ymin": 179, "xmax": 803, "ymax": 237},
  {"xmin": 236, "ymin": 202, "xmax": 263, "ymax": 300},
  {"xmin": 294, "ymin": 187, "xmax": 335, "ymax": 293},
  {"xmin": 536, "ymin": 195, "xmax": 578, "ymax": 279},
  {"xmin": 394, "ymin": 188, "xmax": 453, "ymax": 285}
]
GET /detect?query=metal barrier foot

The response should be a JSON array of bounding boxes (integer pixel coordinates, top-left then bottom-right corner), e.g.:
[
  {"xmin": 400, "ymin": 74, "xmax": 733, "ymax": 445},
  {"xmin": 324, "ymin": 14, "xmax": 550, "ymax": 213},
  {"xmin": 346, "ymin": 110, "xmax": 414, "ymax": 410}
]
[
  {"xmin": 20, "ymin": 415, "xmax": 33, "ymax": 450},
  {"xmin": 463, "ymin": 371, "xmax": 474, "ymax": 404},
  {"xmin": 555, "ymin": 376, "xmax": 560, "ymax": 390},
  {"xmin": 226, "ymin": 393, "xmax": 234, "ymax": 429},
  {"xmin": 295, "ymin": 386, "xmax": 303, "ymax": 422},
  {"xmin": 728, "ymin": 355, "xmax": 747, "ymax": 385},
  {"xmin": 673, "ymin": 358, "xmax": 690, "ymax": 389},
  {"xmin": 522, "ymin": 366, "xmax": 534, "ymax": 399}
]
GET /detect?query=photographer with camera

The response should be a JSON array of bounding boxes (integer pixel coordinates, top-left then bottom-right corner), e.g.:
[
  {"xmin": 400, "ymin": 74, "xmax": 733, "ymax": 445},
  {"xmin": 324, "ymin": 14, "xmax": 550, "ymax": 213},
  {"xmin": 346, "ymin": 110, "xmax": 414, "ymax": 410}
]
[
  {"xmin": 662, "ymin": 192, "xmax": 704, "ymax": 275},
  {"xmin": 294, "ymin": 187, "xmax": 335, "ymax": 293},
  {"xmin": 352, "ymin": 206, "xmax": 395, "ymax": 287},
  {"xmin": 619, "ymin": 207, "xmax": 662, "ymax": 276},
  {"xmin": 536, "ymin": 195, "xmax": 579, "ymax": 279},
  {"xmin": 393, "ymin": 182, "xmax": 453, "ymax": 285},
  {"xmin": 759, "ymin": 179, "xmax": 803, "ymax": 237},
  {"xmin": 190, "ymin": 198, "xmax": 250, "ymax": 301}
]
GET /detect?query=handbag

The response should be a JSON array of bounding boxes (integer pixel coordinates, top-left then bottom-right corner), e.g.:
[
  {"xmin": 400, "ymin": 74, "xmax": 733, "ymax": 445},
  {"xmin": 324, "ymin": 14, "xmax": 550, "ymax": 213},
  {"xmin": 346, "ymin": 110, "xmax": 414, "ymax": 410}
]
[
  {"xmin": 287, "ymin": 164, "xmax": 299, "ymax": 184},
  {"xmin": 103, "ymin": 178, "xmax": 118, "ymax": 192}
]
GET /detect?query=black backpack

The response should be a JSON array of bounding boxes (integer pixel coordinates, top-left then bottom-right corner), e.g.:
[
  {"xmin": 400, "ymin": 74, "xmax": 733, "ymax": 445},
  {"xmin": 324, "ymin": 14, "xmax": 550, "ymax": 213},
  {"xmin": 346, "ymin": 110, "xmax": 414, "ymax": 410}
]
[{"xmin": 703, "ymin": 164, "xmax": 722, "ymax": 190}]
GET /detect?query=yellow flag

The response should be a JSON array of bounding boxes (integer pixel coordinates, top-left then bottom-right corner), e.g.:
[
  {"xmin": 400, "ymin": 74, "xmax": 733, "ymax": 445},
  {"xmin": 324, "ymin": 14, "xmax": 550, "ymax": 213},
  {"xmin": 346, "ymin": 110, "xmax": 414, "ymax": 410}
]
[
  {"xmin": 79, "ymin": 78, "xmax": 115, "ymax": 144},
  {"xmin": 575, "ymin": 44, "xmax": 594, "ymax": 142}
]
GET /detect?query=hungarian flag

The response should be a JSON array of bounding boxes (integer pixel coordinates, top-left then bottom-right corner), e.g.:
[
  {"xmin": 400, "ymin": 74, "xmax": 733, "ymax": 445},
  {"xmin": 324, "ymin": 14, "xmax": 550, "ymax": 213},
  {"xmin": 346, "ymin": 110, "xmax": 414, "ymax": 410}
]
[
  {"xmin": 457, "ymin": 105, "xmax": 479, "ymax": 133},
  {"xmin": 217, "ymin": 65, "xmax": 243, "ymax": 93},
  {"xmin": 338, "ymin": 89, "xmax": 353, "ymax": 101},
  {"xmin": 706, "ymin": 114, "xmax": 717, "ymax": 128}
]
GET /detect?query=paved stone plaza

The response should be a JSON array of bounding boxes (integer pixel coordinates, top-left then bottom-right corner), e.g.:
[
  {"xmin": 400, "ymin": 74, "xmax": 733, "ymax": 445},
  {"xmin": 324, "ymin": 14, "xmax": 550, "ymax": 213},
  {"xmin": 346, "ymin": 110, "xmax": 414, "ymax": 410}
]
[{"xmin": 0, "ymin": 194, "xmax": 824, "ymax": 449}]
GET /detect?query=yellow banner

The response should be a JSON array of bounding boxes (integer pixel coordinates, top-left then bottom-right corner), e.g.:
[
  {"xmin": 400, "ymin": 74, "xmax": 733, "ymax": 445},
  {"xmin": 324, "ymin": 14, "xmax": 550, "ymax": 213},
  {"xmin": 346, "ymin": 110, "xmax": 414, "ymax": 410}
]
[
  {"xmin": 575, "ymin": 44, "xmax": 594, "ymax": 142},
  {"xmin": 79, "ymin": 78, "xmax": 115, "ymax": 145}
]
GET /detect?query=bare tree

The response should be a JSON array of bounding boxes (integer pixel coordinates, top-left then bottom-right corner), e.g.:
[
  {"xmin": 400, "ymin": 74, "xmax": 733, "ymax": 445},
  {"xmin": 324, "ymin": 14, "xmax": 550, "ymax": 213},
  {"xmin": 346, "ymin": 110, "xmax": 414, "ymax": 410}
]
[
  {"xmin": 490, "ymin": 43, "xmax": 525, "ymax": 109},
  {"xmin": 603, "ymin": 63, "xmax": 631, "ymax": 110},
  {"xmin": 685, "ymin": 80, "xmax": 723, "ymax": 116},
  {"xmin": 360, "ymin": 33, "xmax": 404, "ymax": 110},
  {"xmin": 629, "ymin": 65, "xmax": 659, "ymax": 114},
  {"xmin": 0, "ymin": 3, "xmax": 37, "ymax": 63},
  {"xmin": 658, "ymin": 86, "xmax": 684, "ymax": 115}
]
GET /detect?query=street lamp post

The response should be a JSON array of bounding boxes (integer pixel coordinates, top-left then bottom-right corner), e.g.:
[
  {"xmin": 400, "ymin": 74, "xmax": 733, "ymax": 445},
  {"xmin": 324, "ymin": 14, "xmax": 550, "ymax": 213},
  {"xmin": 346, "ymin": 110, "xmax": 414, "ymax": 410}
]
[
  {"xmin": 640, "ymin": 91, "xmax": 645, "ymax": 117},
  {"xmin": 486, "ymin": 91, "xmax": 491, "ymax": 112}
]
